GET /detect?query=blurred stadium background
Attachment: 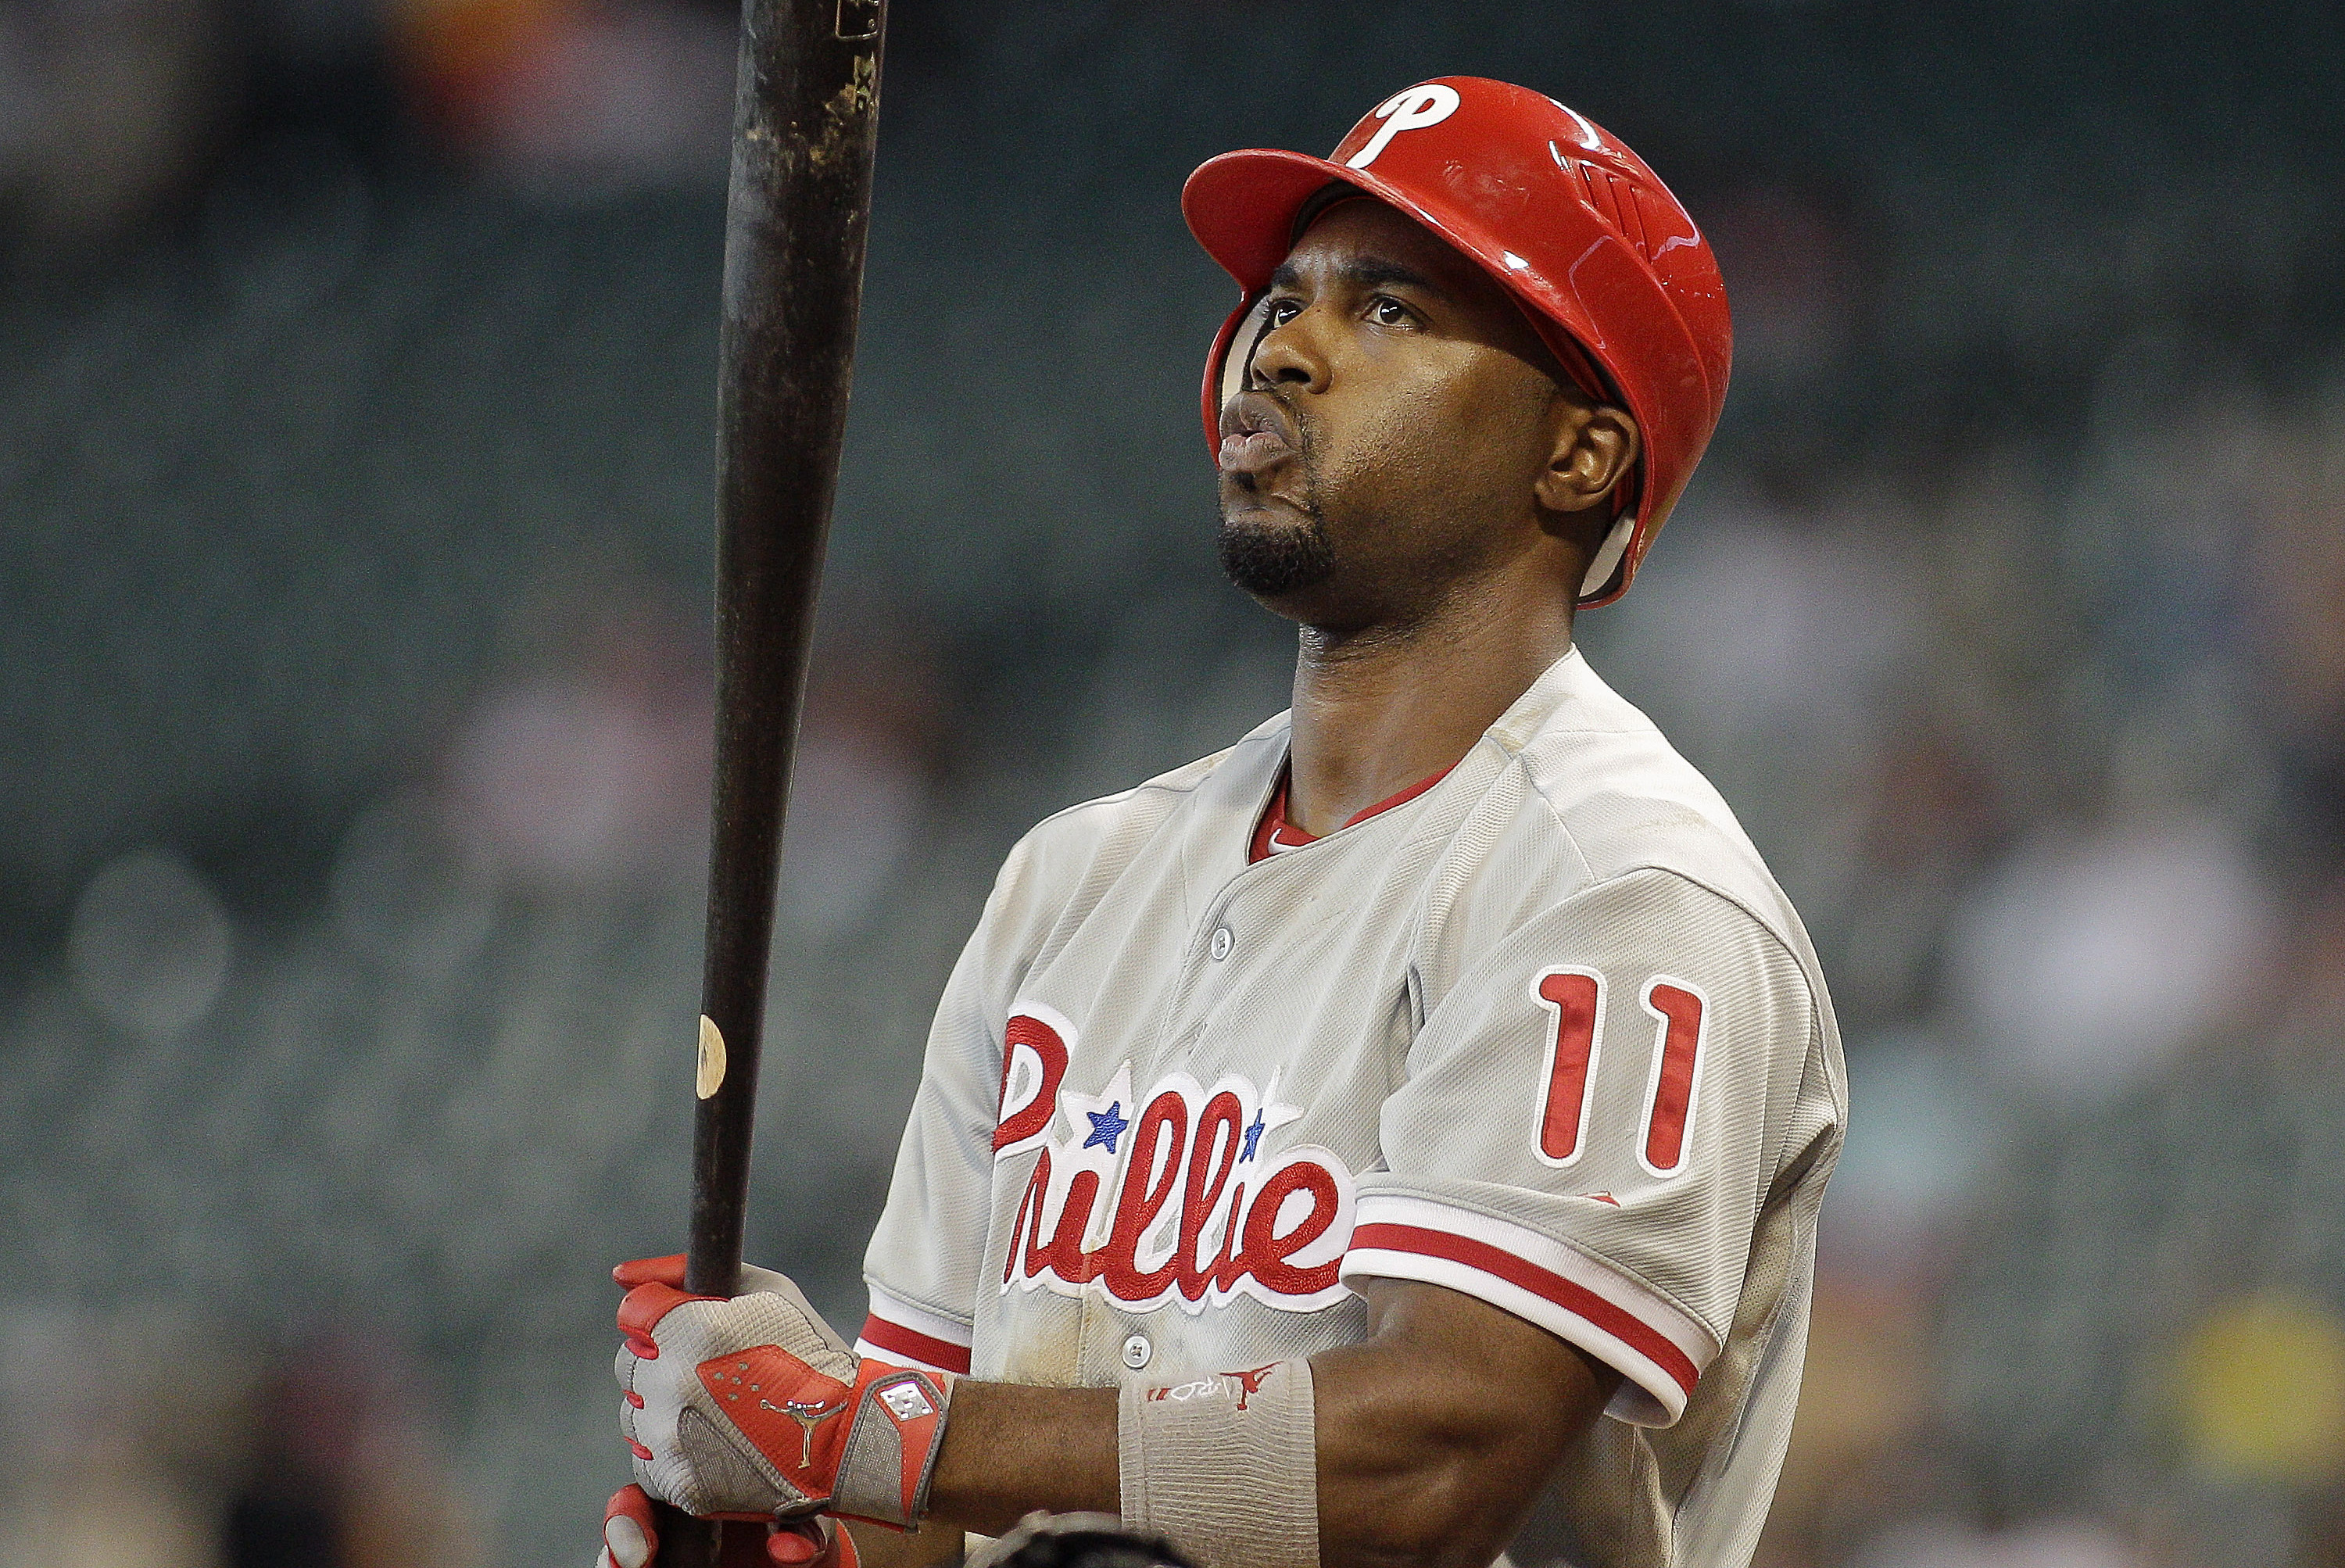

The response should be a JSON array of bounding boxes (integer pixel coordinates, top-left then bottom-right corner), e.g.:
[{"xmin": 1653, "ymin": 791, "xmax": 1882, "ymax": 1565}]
[{"xmin": 5, "ymin": 2, "xmax": 2345, "ymax": 1565}]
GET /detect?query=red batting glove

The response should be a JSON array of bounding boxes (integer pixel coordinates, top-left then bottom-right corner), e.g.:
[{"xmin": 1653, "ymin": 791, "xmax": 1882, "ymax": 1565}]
[
  {"xmin": 611, "ymin": 1254, "xmax": 954, "ymax": 1529},
  {"xmin": 596, "ymin": 1484, "xmax": 862, "ymax": 1568}
]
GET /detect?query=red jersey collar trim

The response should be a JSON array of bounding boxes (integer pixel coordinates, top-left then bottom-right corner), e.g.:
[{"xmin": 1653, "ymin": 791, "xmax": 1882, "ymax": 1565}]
[{"xmin": 1248, "ymin": 760, "xmax": 1459, "ymax": 865}]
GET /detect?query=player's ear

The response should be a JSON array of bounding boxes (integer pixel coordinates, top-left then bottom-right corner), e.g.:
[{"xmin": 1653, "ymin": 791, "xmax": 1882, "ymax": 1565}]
[{"xmin": 1534, "ymin": 399, "xmax": 1639, "ymax": 517}]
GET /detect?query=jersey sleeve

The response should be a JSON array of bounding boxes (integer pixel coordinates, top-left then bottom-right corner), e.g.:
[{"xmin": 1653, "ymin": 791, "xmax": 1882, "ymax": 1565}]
[
  {"xmin": 856, "ymin": 837, "xmax": 1042, "ymax": 1376},
  {"xmin": 1341, "ymin": 866, "xmax": 1829, "ymax": 1427}
]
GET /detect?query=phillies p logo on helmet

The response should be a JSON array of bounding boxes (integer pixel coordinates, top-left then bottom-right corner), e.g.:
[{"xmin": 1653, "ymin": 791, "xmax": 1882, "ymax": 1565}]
[{"xmin": 1344, "ymin": 84, "xmax": 1461, "ymax": 170}]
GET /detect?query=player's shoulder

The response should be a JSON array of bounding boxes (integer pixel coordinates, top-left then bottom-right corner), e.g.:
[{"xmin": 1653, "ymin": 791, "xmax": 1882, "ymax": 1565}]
[
  {"xmin": 1019, "ymin": 708, "xmax": 1285, "ymax": 853},
  {"xmin": 992, "ymin": 710, "xmax": 1288, "ymax": 904},
  {"xmin": 1470, "ymin": 649, "xmax": 1807, "ymax": 950},
  {"xmin": 1430, "ymin": 653, "xmax": 1838, "ymax": 1080}
]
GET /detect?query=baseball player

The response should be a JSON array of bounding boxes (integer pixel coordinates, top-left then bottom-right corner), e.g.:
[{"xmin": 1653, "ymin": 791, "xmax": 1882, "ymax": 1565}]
[{"xmin": 600, "ymin": 77, "xmax": 1844, "ymax": 1568}]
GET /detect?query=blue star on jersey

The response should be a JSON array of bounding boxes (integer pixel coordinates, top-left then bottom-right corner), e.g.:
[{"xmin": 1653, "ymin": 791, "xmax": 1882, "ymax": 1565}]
[
  {"xmin": 1083, "ymin": 1101, "xmax": 1129, "ymax": 1153},
  {"xmin": 1241, "ymin": 1110, "xmax": 1267, "ymax": 1162}
]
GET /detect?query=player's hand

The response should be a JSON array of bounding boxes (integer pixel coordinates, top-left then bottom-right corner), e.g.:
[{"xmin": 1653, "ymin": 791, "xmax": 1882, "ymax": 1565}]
[
  {"xmin": 613, "ymin": 1253, "xmax": 954, "ymax": 1527},
  {"xmin": 595, "ymin": 1483, "xmax": 859, "ymax": 1568}
]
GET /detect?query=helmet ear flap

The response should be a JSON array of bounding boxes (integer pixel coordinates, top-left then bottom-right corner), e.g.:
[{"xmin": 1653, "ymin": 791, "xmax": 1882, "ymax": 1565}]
[
  {"xmin": 1200, "ymin": 292, "xmax": 1280, "ymax": 450},
  {"xmin": 1219, "ymin": 295, "xmax": 1278, "ymax": 407},
  {"xmin": 1577, "ymin": 514, "xmax": 1637, "ymax": 603}
]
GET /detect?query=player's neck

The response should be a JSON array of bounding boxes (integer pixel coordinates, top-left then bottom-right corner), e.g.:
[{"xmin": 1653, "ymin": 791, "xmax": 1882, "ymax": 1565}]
[{"xmin": 1283, "ymin": 571, "xmax": 1575, "ymax": 837}]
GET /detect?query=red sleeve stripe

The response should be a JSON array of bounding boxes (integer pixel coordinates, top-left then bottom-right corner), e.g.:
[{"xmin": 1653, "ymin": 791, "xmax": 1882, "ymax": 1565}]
[
  {"xmin": 857, "ymin": 1314, "xmax": 973, "ymax": 1375},
  {"xmin": 1349, "ymin": 1221, "xmax": 1700, "ymax": 1396}
]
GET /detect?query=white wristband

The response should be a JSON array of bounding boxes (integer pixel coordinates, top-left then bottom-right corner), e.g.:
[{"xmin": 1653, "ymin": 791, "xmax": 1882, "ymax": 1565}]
[{"xmin": 1119, "ymin": 1362, "xmax": 1319, "ymax": 1568}]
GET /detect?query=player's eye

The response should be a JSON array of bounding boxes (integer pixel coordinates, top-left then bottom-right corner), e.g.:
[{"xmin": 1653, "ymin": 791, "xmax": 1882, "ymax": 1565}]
[
  {"xmin": 1366, "ymin": 295, "xmax": 1415, "ymax": 328},
  {"xmin": 1265, "ymin": 298, "xmax": 1304, "ymax": 328}
]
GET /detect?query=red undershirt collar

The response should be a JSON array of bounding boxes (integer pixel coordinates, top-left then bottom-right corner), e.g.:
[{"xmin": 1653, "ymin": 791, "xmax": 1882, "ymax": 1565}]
[{"xmin": 1248, "ymin": 760, "xmax": 1459, "ymax": 865}]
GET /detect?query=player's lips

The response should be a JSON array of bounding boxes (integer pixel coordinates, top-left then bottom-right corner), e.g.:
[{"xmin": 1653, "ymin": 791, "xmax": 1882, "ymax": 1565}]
[{"xmin": 1217, "ymin": 392, "xmax": 1299, "ymax": 476}]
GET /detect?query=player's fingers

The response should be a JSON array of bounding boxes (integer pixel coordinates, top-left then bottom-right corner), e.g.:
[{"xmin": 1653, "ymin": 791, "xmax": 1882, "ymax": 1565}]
[
  {"xmin": 604, "ymin": 1486, "xmax": 660, "ymax": 1568},
  {"xmin": 618, "ymin": 1280, "xmax": 707, "ymax": 1348},
  {"xmin": 764, "ymin": 1528, "xmax": 821, "ymax": 1566},
  {"xmin": 604, "ymin": 1516, "xmax": 653, "ymax": 1568},
  {"xmin": 614, "ymin": 1253, "xmax": 691, "ymax": 1291},
  {"xmin": 764, "ymin": 1520, "xmax": 840, "ymax": 1568},
  {"xmin": 735, "ymin": 1261, "xmax": 799, "ymax": 1296}
]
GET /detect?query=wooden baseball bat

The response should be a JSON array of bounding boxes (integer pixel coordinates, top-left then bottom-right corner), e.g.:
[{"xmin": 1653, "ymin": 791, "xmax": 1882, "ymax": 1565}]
[{"xmin": 664, "ymin": 1, "xmax": 887, "ymax": 1563}]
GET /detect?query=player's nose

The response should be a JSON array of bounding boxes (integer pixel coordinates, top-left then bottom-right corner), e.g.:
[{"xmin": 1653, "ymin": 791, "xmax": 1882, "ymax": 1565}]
[{"xmin": 1248, "ymin": 312, "xmax": 1328, "ymax": 395}]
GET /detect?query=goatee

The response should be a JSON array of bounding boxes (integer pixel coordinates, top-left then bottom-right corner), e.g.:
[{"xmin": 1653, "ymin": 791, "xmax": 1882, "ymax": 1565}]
[{"xmin": 1216, "ymin": 505, "xmax": 1336, "ymax": 598}]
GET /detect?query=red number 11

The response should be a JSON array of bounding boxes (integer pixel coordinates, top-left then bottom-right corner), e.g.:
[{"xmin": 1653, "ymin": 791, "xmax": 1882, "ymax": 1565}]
[
  {"xmin": 1637, "ymin": 980, "xmax": 1706, "ymax": 1175},
  {"xmin": 1532, "ymin": 969, "xmax": 1602, "ymax": 1166},
  {"xmin": 1532, "ymin": 969, "xmax": 1708, "ymax": 1176}
]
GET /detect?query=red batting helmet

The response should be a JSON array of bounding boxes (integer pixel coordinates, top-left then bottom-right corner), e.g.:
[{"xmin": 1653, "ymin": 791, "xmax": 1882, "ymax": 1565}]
[{"xmin": 1182, "ymin": 78, "xmax": 1731, "ymax": 605}]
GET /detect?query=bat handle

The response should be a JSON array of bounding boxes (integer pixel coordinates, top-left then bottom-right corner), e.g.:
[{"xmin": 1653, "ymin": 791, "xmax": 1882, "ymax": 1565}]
[{"xmin": 653, "ymin": 1043, "xmax": 756, "ymax": 1567}]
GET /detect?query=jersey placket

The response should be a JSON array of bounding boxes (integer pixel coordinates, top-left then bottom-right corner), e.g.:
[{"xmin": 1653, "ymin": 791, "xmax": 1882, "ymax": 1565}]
[{"xmin": 1069, "ymin": 843, "xmax": 1296, "ymax": 1380}]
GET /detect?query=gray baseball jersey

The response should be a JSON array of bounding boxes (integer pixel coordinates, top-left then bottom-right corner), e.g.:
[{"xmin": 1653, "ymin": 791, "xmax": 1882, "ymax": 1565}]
[{"xmin": 856, "ymin": 648, "xmax": 1845, "ymax": 1568}]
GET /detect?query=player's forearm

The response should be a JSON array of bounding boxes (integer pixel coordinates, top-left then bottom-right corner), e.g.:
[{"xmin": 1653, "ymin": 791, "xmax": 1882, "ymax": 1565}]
[
  {"xmin": 924, "ymin": 1382, "xmax": 1121, "ymax": 1533},
  {"xmin": 1313, "ymin": 1280, "xmax": 1616, "ymax": 1568},
  {"xmin": 1311, "ymin": 1341, "xmax": 1604, "ymax": 1568}
]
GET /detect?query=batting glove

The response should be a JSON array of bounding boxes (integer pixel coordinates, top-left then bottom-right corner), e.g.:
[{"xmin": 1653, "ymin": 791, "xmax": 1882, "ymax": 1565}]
[
  {"xmin": 614, "ymin": 1254, "xmax": 954, "ymax": 1529},
  {"xmin": 596, "ymin": 1483, "xmax": 859, "ymax": 1568}
]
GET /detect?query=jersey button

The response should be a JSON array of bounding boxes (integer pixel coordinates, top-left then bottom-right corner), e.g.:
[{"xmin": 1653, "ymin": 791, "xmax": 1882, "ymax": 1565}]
[
  {"xmin": 1208, "ymin": 926, "xmax": 1234, "ymax": 961},
  {"xmin": 1121, "ymin": 1333, "xmax": 1153, "ymax": 1370}
]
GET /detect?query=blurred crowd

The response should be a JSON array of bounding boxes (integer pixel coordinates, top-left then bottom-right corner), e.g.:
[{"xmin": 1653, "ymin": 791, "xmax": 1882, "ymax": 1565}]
[
  {"xmin": 5, "ymin": 2, "xmax": 2344, "ymax": 1566},
  {"xmin": 1608, "ymin": 402, "xmax": 2345, "ymax": 1568}
]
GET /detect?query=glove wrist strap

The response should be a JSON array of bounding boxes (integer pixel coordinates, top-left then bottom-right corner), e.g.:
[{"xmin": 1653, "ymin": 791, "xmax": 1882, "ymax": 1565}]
[{"xmin": 826, "ymin": 1363, "xmax": 955, "ymax": 1529}]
